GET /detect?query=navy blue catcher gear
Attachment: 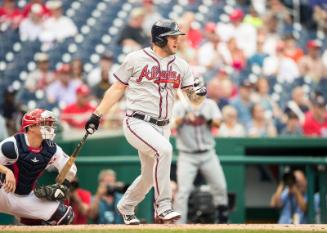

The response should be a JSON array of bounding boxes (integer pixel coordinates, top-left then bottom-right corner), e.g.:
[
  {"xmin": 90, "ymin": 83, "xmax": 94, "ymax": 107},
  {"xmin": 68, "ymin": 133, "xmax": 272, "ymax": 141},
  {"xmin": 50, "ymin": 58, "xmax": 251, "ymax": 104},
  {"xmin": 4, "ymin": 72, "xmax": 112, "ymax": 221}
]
[{"xmin": 151, "ymin": 19, "xmax": 185, "ymax": 47}]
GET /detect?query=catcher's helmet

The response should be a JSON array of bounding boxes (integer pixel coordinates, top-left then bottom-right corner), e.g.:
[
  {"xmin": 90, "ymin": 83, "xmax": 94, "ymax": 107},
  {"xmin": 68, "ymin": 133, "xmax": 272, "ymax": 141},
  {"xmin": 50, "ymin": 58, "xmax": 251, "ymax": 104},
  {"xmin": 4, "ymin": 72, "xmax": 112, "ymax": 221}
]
[
  {"xmin": 20, "ymin": 108, "xmax": 57, "ymax": 145},
  {"xmin": 151, "ymin": 19, "xmax": 185, "ymax": 47},
  {"xmin": 20, "ymin": 108, "xmax": 56, "ymax": 131}
]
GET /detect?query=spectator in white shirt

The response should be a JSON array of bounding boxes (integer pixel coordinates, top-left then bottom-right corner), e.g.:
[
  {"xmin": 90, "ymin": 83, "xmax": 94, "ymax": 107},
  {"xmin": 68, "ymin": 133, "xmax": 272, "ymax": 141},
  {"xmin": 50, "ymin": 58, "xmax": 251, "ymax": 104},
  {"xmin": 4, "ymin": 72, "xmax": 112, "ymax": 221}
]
[
  {"xmin": 40, "ymin": 0, "xmax": 77, "ymax": 43},
  {"xmin": 87, "ymin": 51, "xmax": 117, "ymax": 88},
  {"xmin": 198, "ymin": 22, "xmax": 224, "ymax": 70},
  {"xmin": 46, "ymin": 64, "xmax": 82, "ymax": 107},
  {"xmin": 263, "ymin": 41, "xmax": 300, "ymax": 83},
  {"xmin": 19, "ymin": 3, "xmax": 44, "ymax": 41},
  {"xmin": 217, "ymin": 9, "xmax": 257, "ymax": 58},
  {"xmin": 24, "ymin": 52, "xmax": 55, "ymax": 92},
  {"xmin": 299, "ymin": 40, "xmax": 326, "ymax": 83},
  {"xmin": 219, "ymin": 105, "xmax": 246, "ymax": 137}
]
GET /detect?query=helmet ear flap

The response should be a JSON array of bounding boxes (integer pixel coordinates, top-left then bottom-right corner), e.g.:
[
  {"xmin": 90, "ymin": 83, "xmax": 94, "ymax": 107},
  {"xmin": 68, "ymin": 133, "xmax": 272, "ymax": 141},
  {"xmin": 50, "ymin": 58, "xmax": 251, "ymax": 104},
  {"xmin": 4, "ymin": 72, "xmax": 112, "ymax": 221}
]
[{"xmin": 154, "ymin": 36, "xmax": 167, "ymax": 47}]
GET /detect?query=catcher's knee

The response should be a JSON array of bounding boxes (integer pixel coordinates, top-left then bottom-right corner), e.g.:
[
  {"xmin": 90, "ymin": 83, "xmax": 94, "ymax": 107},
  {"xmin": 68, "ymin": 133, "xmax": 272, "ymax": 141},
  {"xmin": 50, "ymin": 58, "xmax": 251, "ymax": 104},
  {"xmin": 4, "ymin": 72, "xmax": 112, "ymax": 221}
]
[{"xmin": 48, "ymin": 203, "xmax": 74, "ymax": 225}]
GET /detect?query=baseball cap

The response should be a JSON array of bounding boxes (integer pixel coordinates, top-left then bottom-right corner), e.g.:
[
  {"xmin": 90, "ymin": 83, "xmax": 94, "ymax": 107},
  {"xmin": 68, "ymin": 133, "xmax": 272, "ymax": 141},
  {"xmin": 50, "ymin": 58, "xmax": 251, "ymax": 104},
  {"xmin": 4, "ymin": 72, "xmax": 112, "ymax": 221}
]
[
  {"xmin": 30, "ymin": 3, "xmax": 43, "ymax": 15},
  {"xmin": 101, "ymin": 51, "xmax": 114, "ymax": 60},
  {"xmin": 311, "ymin": 94, "xmax": 326, "ymax": 107},
  {"xmin": 34, "ymin": 52, "xmax": 49, "ymax": 62},
  {"xmin": 205, "ymin": 22, "xmax": 216, "ymax": 33},
  {"xmin": 230, "ymin": 9, "xmax": 244, "ymax": 22},
  {"xmin": 76, "ymin": 84, "xmax": 90, "ymax": 96},
  {"xmin": 307, "ymin": 40, "xmax": 322, "ymax": 49},
  {"xmin": 240, "ymin": 79, "xmax": 252, "ymax": 88},
  {"xmin": 130, "ymin": 8, "xmax": 145, "ymax": 19},
  {"xmin": 46, "ymin": 0, "xmax": 62, "ymax": 10}
]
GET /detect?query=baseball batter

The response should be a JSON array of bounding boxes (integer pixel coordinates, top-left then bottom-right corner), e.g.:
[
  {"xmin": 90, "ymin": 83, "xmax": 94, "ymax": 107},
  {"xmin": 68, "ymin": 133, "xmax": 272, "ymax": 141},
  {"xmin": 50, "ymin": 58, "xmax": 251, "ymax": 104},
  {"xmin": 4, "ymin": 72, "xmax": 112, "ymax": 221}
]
[
  {"xmin": 85, "ymin": 19, "xmax": 207, "ymax": 225},
  {"xmin": 0, "ymin": 109, "xmax": 77, "ymax": 225},
  {"xmin": 172, "ymin": 93, "xmax": 229, "ymax": 224}
]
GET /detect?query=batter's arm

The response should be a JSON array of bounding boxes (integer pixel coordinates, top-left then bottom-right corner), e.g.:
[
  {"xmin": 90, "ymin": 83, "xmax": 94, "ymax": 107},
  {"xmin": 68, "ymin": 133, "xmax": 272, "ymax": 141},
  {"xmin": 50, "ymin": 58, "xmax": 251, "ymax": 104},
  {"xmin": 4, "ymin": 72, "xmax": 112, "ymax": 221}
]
[
  {"xmin": 182, "ymin": 86, "xmax": 206, "ymax": 106},
  {"xmin": 95, "ymin": 82, "xmax": 127, "ymax": 116}
]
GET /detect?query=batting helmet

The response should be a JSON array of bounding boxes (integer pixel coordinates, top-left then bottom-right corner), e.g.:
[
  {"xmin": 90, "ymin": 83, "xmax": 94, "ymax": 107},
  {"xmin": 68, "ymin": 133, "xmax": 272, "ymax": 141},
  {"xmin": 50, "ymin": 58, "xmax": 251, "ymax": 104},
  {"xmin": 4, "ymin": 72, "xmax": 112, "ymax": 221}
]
[{"xmin": 151, "ymin": 19, "xmax": 185, "ymax": 47}]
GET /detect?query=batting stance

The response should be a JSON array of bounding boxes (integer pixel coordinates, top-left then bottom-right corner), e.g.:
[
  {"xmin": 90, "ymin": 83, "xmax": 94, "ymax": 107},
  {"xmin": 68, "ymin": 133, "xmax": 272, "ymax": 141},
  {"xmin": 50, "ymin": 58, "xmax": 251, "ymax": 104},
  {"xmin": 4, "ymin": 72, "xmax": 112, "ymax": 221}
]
[
  {"xmin": 85, "ymin": 19, "xmax": 206, "ymax": 224},
  {"xmin": 172, "ymin": 82, "xmax": 229, "ymax": 224},
  {"xmin": 0, "ymin": 109, "xmax": 77, "ymax": 225}
]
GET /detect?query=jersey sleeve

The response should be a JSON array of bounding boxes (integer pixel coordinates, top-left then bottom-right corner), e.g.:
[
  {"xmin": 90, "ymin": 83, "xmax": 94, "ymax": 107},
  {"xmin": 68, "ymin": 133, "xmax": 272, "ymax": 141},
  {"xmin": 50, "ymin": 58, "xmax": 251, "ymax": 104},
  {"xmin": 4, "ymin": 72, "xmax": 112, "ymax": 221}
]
[
  {"xmin": 210, "ymin": 100, "xmax": 222, "ymax": 120},
  {"xmin": 47, "ymin": 145, "xmax": 77, "ymax": 181},
  {"xmin": 180, "ymin": 62, "xmax": 194, "ymax": 89},
  {"xmin": 113, "ymin": 53, "xmax": 134, "ymax": 85},
  {"xmin": 202, "ymin": 100, "xmax": 221, "ymax": 121},
  {"xmin": 172, "ymin": 101, "xmax": 186, "ymax": 118},
  {"xmin": 0, "ymin": 137, "xmax": 18, "ymax": 165}
]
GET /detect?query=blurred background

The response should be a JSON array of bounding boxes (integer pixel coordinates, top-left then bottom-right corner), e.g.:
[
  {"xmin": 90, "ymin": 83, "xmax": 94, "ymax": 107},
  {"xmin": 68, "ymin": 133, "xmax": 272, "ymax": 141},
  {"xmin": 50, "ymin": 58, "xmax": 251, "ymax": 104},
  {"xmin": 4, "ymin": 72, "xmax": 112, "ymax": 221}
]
[{"xmin": 0, "ymin": 0, "xmax": 327, "ymax": 226}]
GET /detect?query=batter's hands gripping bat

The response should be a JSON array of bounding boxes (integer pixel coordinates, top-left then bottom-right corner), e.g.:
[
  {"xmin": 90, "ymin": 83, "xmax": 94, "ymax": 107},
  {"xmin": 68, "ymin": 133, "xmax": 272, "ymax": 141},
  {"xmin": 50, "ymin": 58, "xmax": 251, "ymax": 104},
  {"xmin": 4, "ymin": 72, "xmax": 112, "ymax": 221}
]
[{"xmin": 56, "ymin": 132, "xmax": 89, "ymax": 184}]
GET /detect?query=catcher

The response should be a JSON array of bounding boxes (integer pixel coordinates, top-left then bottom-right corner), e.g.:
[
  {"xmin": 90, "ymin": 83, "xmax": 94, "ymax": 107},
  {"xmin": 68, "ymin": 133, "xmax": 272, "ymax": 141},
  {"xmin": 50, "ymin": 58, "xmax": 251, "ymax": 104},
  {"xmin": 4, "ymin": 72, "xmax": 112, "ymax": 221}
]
[{"xmin": 0, "ymin": 109, "xmax": 77, "ymax": 225}]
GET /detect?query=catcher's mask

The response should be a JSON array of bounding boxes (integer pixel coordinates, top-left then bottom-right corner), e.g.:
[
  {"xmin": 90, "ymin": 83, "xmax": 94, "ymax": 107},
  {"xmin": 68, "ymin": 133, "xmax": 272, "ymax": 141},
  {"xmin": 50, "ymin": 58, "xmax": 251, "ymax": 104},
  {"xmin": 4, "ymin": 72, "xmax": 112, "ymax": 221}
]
[{"xmin": 20, "ymin": 108, "xmax": 57, "ymax": 146}]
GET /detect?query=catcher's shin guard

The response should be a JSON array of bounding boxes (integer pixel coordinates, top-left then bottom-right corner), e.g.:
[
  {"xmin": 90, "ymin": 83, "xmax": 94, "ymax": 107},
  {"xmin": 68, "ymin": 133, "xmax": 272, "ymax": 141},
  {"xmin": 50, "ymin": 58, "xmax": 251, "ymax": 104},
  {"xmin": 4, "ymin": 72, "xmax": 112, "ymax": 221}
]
[
  {"xmin": 20, "ymin": 218, "xmax": 46, "ymax": 225},
  {"xmin": 47, "ymin": 203, "xmax": 74, "ymax": 225}
]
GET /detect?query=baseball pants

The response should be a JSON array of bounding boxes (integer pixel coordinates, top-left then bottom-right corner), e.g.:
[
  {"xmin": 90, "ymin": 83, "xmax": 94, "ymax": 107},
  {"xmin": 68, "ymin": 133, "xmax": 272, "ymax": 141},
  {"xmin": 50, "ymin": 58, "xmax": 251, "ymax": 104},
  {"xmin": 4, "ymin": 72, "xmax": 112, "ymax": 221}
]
[
  {"xmin": 118, "ymin": 116, "xmax": 173, "ymax": 215},
  {"xmin": 174, "ymin": 149, "xmax": 228, "ymax": 223},
  {"xmin": 0, "ymin": 188, "xmax": 59, "ymax": 220}
]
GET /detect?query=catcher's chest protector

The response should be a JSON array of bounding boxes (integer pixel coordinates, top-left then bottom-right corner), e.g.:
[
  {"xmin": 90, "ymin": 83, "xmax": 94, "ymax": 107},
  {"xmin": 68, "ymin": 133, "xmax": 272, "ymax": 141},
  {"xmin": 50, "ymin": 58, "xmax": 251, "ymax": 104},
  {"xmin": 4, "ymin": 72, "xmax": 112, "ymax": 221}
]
[{"xmin": 7, "ymin": 134, "xmax": 56, "ymax": 195}]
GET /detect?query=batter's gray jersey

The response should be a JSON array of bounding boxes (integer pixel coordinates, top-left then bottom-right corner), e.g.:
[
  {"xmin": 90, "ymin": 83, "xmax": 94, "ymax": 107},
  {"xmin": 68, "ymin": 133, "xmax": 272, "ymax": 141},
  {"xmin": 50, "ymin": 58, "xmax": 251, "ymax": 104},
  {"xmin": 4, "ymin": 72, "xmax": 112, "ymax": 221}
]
[
  {"xmin": 173, "ymin": 99, "xmax": 221, "ymax": 152},
  {"xmin": 114, "ymin": 47, "xmax": 194, "ymax": 120}
]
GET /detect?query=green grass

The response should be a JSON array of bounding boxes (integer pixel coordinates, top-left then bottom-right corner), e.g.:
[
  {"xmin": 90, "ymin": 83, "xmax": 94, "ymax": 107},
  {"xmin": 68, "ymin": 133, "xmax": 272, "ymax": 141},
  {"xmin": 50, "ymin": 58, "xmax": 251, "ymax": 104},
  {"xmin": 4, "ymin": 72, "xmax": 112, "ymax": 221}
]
[{"xmin": 4, "ymin": 230, "xmax": 327, "ymax": 233}]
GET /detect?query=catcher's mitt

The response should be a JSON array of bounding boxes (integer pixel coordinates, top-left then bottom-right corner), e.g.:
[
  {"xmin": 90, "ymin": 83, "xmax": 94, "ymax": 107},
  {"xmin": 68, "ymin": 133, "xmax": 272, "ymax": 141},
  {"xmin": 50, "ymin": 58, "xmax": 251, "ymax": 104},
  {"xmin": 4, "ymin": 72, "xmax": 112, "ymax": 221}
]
[{"xmin": 34, "ymin": 183, "xmax": 70, "ymax": 201}]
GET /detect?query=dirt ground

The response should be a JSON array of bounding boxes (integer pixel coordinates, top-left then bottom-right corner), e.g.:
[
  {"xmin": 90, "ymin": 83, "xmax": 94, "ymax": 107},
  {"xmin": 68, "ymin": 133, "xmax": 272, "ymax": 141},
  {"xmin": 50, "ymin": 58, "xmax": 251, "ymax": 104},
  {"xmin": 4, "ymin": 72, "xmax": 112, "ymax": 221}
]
[{"xmin": 1, "ymin": 224, "xmax": 327, "ymax": 232}]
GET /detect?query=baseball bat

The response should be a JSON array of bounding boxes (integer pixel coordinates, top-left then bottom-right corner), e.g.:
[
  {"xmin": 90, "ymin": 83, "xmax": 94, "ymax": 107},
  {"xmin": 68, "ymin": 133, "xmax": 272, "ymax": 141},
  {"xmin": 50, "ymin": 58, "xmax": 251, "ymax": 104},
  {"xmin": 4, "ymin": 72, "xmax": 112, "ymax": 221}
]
[{"xmin": 56, "ymin": 132, "xmax": 89, "ymax": 184}]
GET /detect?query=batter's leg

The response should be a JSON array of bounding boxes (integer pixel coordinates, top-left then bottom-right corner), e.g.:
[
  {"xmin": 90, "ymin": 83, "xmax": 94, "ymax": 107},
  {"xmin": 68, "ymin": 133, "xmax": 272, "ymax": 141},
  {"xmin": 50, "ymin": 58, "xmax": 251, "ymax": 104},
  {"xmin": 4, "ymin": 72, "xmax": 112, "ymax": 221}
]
[
  {"xmin": 117, "ymin": 151, "xmax": 154, "ymax": 214},
  {"xmin": 174, "ymin": 153, "xmax": 198, "ymax": 224},
  {"xmin": 200, "ymin": 151, "xmax": 229, "ymax": 223},
  {"xmin": 123, "ymin": 118, "xmax": 174, "ymax": 214}
]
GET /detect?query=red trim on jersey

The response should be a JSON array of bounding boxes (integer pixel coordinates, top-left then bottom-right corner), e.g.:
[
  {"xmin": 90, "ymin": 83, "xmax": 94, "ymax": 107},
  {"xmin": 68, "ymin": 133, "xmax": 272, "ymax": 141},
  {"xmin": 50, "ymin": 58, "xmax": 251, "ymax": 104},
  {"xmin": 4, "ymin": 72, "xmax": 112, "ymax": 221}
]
[
  {"xmin": 164, "ymin": 57, "xmax": 176, "ymax": 119},
  {"xmin": 164, "ymin": 90, "xmax": 169, "ymax": 119},
  {"xmin": 154, "ymin": 156, "xmax": 160, "ymax": 197},
  {"xmin": 28, "ymin": 146, "xmax": 42, "ymax": 153},
  {"xmin": 143, "ymin": 49, "xmax": 163, "ymax": 118},
  {"xmin": 125, "ymin": 118, "xmax": 160, "ymax": 197},
  {"xmin": 113, "ymin": 74, "xmax": 129, "ymax": 85},
  {"xmin": 12, "ymin": 163, "xmax": 19, "ymax": 187}
]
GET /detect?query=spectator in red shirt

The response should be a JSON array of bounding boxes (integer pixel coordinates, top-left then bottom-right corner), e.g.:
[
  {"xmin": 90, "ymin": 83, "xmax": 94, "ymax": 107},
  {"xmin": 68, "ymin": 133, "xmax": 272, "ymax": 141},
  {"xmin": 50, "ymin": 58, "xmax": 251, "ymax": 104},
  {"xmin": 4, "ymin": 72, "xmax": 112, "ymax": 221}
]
[
  {"xmin": 0, "ymin": 0, "xmax": 23, "ymax": 29},
  {"xmin": 179, "ymin": 12, "xmax": 202, "ymax": 48},
  {"xmin": 69, "ymin": 178, "xmax": 92, "ymax": 224},
  {"xmin": 61, "ymin": 84, "xmax": 96, "ymax": 129},
  {"xmin": 303, "ymin": 94, "xmax": 327, "ymax": 137}
]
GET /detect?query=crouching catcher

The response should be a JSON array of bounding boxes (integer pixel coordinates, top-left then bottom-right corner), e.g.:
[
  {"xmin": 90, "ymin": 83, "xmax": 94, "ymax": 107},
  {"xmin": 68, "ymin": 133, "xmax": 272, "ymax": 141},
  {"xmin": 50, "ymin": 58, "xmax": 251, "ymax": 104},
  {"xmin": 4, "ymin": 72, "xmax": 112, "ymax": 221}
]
[{"xmin": 0, "ymin": 109, "xmax": 77, "ymax": 225}]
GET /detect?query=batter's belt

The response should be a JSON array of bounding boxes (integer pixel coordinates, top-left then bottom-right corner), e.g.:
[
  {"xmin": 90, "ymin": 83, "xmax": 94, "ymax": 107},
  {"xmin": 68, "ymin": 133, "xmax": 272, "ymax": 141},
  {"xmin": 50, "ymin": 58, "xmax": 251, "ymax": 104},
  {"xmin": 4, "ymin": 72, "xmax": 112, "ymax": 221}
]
[
  {"xmin": 128, "ymin": 112, "xmax": 170, "ymax": 126},
  {"xmin": 179, "ymin": 149, "xmax": 209, "ymax": 154}
]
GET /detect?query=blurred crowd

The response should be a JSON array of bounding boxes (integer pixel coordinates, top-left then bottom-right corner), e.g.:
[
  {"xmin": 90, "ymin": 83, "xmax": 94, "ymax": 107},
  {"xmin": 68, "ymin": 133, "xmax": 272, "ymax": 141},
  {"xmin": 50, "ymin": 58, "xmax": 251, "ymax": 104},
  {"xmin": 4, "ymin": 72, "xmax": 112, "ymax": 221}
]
[{"xmin": 0, "ymin": 0, "xmax": 327, "ymax": 139}]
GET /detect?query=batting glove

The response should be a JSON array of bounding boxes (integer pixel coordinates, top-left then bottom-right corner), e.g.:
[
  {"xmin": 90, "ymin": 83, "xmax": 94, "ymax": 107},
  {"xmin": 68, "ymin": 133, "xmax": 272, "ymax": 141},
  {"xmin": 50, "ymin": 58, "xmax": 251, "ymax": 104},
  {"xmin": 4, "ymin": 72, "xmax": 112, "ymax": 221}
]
[
  {"xmin": 194, "ymin": 77, "xmax": 207, "ymax": 96},
  {"xmin": 85, "ymin": 113, "xmax": 101, "ymax": 134}
]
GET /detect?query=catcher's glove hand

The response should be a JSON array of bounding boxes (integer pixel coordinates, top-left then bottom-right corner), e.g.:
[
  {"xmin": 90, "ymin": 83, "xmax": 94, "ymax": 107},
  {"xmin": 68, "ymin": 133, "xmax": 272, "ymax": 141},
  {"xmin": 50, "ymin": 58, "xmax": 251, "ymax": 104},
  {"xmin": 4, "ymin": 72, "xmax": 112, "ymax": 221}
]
[{"xmin": 34, "ymin": 183, "xmax": 70, "ymax": 201}]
